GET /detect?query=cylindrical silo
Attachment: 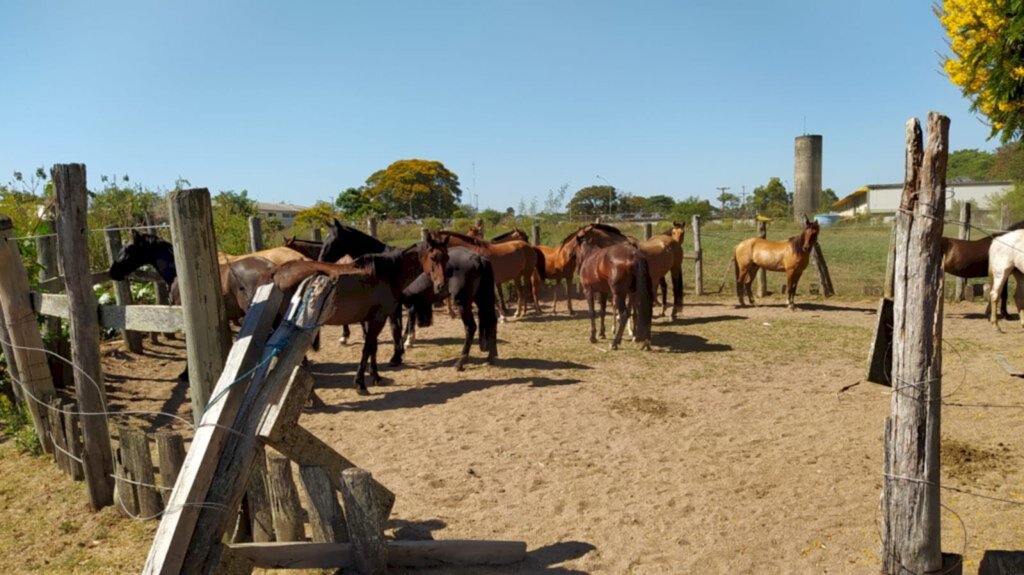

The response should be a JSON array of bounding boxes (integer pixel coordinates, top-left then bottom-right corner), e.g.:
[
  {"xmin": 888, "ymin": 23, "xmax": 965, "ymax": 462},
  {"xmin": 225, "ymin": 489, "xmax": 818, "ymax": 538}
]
[{"xmin": 793, "ymin": 135, "xmax": 823, "ymax": 221}]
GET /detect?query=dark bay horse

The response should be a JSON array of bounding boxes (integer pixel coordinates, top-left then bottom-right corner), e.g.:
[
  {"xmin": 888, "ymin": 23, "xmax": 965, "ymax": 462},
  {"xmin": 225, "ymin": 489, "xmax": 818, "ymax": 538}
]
[
  {"xmin": 401, "ymin": 246, "xmax": 499, "ymax": 370},
  {"xmin": 433, "ymin": 230, "xmax": 541, "ymax": 319},
  {"xmin": 283, "ymin": 237, "xmax": 324, "ymax": 260},
  {"xmin": 265, "ymin": 242, "xmax": 448, "ymax": 394},
  {"xmin": 733, "ymin": 216, "xmax": 820, "ymax": 309},
  {"xmin": 571, "ymin": 228, "xmax": 654, "ymax": 350}
]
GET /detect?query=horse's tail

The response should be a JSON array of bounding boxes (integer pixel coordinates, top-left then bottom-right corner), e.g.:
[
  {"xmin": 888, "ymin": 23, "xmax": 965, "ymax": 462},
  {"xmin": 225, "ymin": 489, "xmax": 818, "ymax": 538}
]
[
  {"xmin": 633, "ymin": 254, "xmax": 654, "ymax": 344},
  {"xmin": 477, "ymin": 259, "xmax": 498, "ymax": 352},
  {"xmin": 715, "ymin": 254, "xmax": 737, "ymax": 295},
  {"xmin": 532, "ymin": 247, "xmax": 548, "ymax": 280}
]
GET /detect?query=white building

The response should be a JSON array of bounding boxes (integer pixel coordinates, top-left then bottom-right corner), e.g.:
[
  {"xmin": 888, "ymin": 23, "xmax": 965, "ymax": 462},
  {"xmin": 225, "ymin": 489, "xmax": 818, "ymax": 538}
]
[
  {"xmin": 832, "ymin": 180, "xmax": 1012, "ymax": 217},
  {"xmin": 256, "ymin": 202, "xmax": 307, "ymax": 226}
]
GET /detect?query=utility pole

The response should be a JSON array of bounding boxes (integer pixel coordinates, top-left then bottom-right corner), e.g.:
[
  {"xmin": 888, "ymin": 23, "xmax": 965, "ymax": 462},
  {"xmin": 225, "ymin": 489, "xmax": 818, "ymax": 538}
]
[
  {"xmin": 741, "ymin": 185, "xmax": 747, "ymax": 218},
  {"xmin": 716, "ymin": 186, "xmax": 730, "ymax": 218},
  {"xmin": 596, "ymin": 175, "xmax": 614, "ymax": 218}
]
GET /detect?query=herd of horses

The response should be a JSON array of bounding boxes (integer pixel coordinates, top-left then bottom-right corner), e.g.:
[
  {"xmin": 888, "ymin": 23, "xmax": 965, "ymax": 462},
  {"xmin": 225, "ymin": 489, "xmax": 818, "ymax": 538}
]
[{"xmin": 106, "ymin": 215, "xmax": 1024, "ymax": 394}]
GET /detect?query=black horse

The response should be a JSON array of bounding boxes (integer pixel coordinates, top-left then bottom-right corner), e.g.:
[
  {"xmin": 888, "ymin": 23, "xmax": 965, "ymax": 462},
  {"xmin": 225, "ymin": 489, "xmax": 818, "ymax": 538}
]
[{"xmin": 402, "ymin": 246, "xmax": 498, "ymax": 370}]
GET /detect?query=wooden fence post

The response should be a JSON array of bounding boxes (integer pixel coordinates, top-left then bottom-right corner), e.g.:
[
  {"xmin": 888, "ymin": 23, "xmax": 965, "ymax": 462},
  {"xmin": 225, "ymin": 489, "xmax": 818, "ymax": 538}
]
[
  {"xmin": 301, "ymin": 465, "xmax": 348, "ymax": 542},
  {"xmin": 248, "ymin": 217, "xmax": 264, "ymax": 252},
  {"xmin": 692, "ymin": 215, "xmax": 704, "ymax": 296},
  {"xmin": 312, "ymin": 227, "xmax": 322, "ymax": 242},
  {"xmin": 421, "ymin": 228, "xmax": 430, "ymax": 243},
  {"xmin": 532, "ymin": 224, "xmax": 541, "ymax": 245},
  {"xmin": 0, "ymin": 304, "xmax": 22, "ymax": 403},
  {"xmin": 38, "ymin": 225, "xmax": 73, "ymax": 386},
  {"xmin": 167, "ymin": 188, "xmax": 231, "ymax": 420},
  {"xmin": 155, "ymin": 432, "xmax": 186, "ymax": 504},
  {"xmin": 104, "ymin": 227, "xmax": 145, "ymax": 353},
  {"xmin": 811, "ymin": 244, "xmax": 835, "ymax": 297},
  {"xmin": 643, "ymin": 222, "xmax": 652, "ymax": 241},
  {"xmin": 367, "ymin": 217, "xmax": 377, "ymax": 239},
  {"xmin": 120, "ymin": 425, "xmax": 163, "ymax": 518},
  {"xmin": 0, "ymin": 217, "xmax": 56, "ymax": 450},
  {"xmin": 266, "ymin": 452, "xmax": 303, "ymax": 542},
  {"xmin": 756, "ymin": 220, "xmax": 767, "ymax": 297},
  {"xmin": 1001, "ymin": 202, "xmax": 1010, "ymax": 230},
  {"xmin": 52, "ymin": 163, "xmax": 115, "ymax": 509},
  {"xmin": 340, "ymin": 468, "xmax": 387, "ymax": 575},
  {"xmin": 953, "ymin": 202, "xmax": 970, "ymax": 301},
  {"xmin": 880, "ymin": 114, "xmax": 957, "ymax": 575},
  {"xmin": 884, "ymin": 223, "xmax": 898, "ymax": 300}
]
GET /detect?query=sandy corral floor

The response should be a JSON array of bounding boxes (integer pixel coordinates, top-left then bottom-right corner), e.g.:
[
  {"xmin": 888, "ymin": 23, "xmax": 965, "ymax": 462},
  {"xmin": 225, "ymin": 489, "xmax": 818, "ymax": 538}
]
[{"xmin": 3, "ymin": 294, "xmax": 1024, "ymax": 574}]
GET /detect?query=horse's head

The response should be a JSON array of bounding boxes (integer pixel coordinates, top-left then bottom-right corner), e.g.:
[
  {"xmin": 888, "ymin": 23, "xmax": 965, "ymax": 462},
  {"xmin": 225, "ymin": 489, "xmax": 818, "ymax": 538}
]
[
  {"xmin": 420, "ymin": 234, "xmax": 450, "ymax": 294},
  {"xmin": 670, "ymin": 221, "xmax": 686, "ymax": 243},
  {"xmin": 318, "ymin": 219, "xmax": 348, "ymax": 262},
  {"xmin": 467, "ymin": 225, "xmax": 484, "ymax": 238},
  {"xmin": 799, "ymin": 215, "xmax": 820, "ymax": 253},
  {"xmin": 109, "ymin": 229, "xmax": 166, "ymax": 281}
]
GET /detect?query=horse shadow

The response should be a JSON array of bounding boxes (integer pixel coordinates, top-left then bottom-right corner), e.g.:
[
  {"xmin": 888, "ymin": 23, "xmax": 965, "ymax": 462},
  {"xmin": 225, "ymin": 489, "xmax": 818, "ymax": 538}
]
[
  {"xmin": 651, "ymin": 332, "xmax": 731, "ymax": 353},
  {"xmin": 318, "ymin": 376, "xmax": 582, "ymax": 413},
  {"xmin": 515, "ymin": 313, "xmax": 584, "ymax": 323},
  {"xmin": 413, "ymin": 357, "xmax": 591, "ymax": 371},
  {"xmin": 412, "ymin": 336, "xmax": 509, "ymax": 347},
  {"xmin": 675, "ymin": 314, "xmax": 745, "ymax": 326}
]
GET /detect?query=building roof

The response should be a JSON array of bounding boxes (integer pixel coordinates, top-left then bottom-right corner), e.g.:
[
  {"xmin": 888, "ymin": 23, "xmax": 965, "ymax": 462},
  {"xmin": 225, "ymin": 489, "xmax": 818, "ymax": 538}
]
[
  {"xmin": 831, "ymin": 180, "xmax": 1013, "ymax": 210},
  {"xmin": 832, "ymin": 186, "xmax": 868, "ymax": 210},
  {"xmin": 256, "ymin": 202, "xmax": 308, "ymax": 214}
]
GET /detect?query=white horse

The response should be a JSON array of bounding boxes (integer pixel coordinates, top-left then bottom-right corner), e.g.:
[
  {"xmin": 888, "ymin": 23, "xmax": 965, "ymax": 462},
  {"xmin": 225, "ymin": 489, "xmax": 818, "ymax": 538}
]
[{"xmin": 988, "ymin": 229, "xmax": 1024, "ymax": 329}]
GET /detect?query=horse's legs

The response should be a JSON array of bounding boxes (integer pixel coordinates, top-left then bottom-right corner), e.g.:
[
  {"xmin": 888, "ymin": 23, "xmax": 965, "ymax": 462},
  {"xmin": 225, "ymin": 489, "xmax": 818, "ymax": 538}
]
[
  {"xmin": 735, "ymin": 261, "xmax": 746, "ymax": 306},
  {"xmin": 565, "ymin": 278, "xmax": 574, "ymax": 315},
  {"xmin": 339, "ymin": 324, "xmax": 351, "ymax": 345},
  {"xmin": 658, "ymin": 276, "xmax": 668, "ymax": 318},
  {"xmin": 611, "ymin": 292, "xmax": 628, "ymax": 350},
  {"xmin": 991, "ymin": 266, "xmax": 1009, "ymax": 328},
  {"xmin": 387, "ymin": 308, "xmax": 404, "ymax": 366},
  {"xmin": 586, "ymin": 289, "xmax": 598, "ymax": 343},
  {"xmin": 366, "ymin": 319, "xmax": 385, "ymax": 386},
  {"xmin": 787, "ymin": 269, "xmax": 805, "ymax": 310},
  {"xmin": 403, "ymin": 306, "xmax": 416, "ymax": 348},
  {"xmin": 530, "ymin": 270, "xmax": 542, "ymax": 315},
  {"xmin": 455, "ymin": 303, "xmax": 476, "ymax": 371},
  {"xmin": 598, "ymin": 293, "xmax": 608, "ymax": 339},
  {"xmin": 354, "ymin": 324, "xmax": 371, "ymax": 395},
  {"xmin": 1013, "ymin": 269, "xmax": 1024, "ymax": 328},
  {"xmin": 496, "ymin": 283, "xmax": 510, "ymax": 321}
]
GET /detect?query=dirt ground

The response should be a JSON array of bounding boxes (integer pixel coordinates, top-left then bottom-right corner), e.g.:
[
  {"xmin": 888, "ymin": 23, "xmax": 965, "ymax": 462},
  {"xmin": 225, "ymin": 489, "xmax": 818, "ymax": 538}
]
[{"xmin": 4, "ymin": 292, "xmax": 1024, "ymax": 574}]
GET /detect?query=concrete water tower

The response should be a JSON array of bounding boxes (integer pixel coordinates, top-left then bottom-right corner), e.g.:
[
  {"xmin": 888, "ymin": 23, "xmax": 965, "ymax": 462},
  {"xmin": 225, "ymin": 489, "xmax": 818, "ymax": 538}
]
[{"xmin": 793, "ymin": 134, "xmax": 822, "ymax": 221}]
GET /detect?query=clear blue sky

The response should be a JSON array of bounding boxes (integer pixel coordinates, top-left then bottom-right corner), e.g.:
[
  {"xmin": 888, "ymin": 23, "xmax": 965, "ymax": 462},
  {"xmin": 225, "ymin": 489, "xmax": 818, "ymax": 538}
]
[{"xmin": 0, "ymin": 1, "xmax": 995, "ymax": 210}]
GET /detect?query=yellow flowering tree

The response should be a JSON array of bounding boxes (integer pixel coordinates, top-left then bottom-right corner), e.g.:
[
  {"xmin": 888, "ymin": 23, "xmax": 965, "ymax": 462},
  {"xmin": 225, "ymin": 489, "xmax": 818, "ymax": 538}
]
[{"xmin": 940, "ymin": 0, "xmax": 1024, "ymax": 142}]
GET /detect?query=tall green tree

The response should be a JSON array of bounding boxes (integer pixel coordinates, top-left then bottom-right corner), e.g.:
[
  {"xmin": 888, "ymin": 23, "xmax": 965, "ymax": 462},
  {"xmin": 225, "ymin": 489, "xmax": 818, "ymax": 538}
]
[
  {"xmin": 363, "ymin": 159, "xmax": 462, "ymax": 218},
  {"xmin": 212, "ymin": 190, "xmax": 258, "ymax": 255},
  {"xmin": 820, "ymin": 188, "xmax": 839, "ymax": 210},
  {"xmin": 567, "ymin": 185, "xmax": 617, "ymax": 217},
  {"xmin": 645, "ymin": 194, "xmax": 676, "ymax": 216},
  {"xmin": 752, "ymin": 177, "xmax": 791, "ymax": 219},
  {"xmin": 947, "ymin": 148, "xmax": 995, "ymax": 181},
  {"xmin": 670, "ymin": 196, "xmax": 713, "ymax": 221},
  {"xmin": 988, "ymin": 142, "xmax": 1024, "ymax": 181},
  {"xmin": 335, "ymin": 186, "xmax": 383, "ymax": 218}
]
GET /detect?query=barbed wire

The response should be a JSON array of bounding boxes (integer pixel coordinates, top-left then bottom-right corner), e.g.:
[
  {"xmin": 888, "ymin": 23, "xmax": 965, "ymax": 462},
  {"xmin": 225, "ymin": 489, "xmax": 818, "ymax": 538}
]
[{"xmin": 9, "ymin": 223, "xmax": 170, "ymax": 242}]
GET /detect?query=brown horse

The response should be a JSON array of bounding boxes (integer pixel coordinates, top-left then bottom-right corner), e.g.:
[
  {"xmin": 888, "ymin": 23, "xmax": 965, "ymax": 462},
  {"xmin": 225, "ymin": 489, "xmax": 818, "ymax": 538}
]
[
  {"xmin": 940, "ymin": 223, "xmax": 1024, "ymax": 318},
  {"xmin": 572, "ymin": 228, "xmax": 654, "ymax": 350},
  {"xmin": 283, "ymin": 236, "xmax": 324, "ymax": 260},
  {"xmin": 264, "ymin": 241, "xmax": 449, "ymax": 394},
  {"xmin": 640, "ymin": 222, "xmax": 685, "ymax": 319},
  {"xmin": 733, "ymin": 216, "xmax": 820, "ymax": 309},
  {"xmin": 533, "ymin": 229, "xmax": 582, "ymax": 315},
  {"xmin": 433, "ymin": 230, "xmax": 541, "ymax": 318}
]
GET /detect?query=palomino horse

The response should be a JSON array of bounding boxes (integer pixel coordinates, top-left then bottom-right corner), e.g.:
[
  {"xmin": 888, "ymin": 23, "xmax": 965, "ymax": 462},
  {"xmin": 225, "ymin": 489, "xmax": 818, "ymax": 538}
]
[
  {"xmin": 642, "ymin": 223, "xmax": 685, "ymax": 319},
  {"xmin": 265, "ymin": 242, "xmax": 448, "ymax": 394},
  {"xmin": 218, "ymin": 246, "xmax": 308, "ymax": 266},
  {"xmin": 941, "ymin": 222, "xmax": 1024, "ymax": 318},
  {"xmin": 433, "ymin": 230, "xmax": 541, "ymax": 319},
  {"xmin": 987, "ymin": 229, "xmax": 1024, "ymax": 329},
  {"xmin": 733, "ymin": 216, "xmax": 820, "ymax": 309},
  {"xmin": 571, "ymin": 227, "xmax": 654, "ymax": 350},
  {"xmin": 401, "ymin": 246, "xmax": 499, "ymax": 370}
]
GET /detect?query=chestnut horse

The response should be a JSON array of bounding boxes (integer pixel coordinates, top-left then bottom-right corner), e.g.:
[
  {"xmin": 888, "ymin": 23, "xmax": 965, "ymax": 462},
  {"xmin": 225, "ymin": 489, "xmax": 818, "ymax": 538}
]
[
  {"xmin": 641, "ymin": 222, "xmax": 685, "ymax": 319},
  {"xmin": 433, "ymin": 230, "xmax": 541, "ymax": 318},
  {"xmin": 733, "ymin": 216, "xmax": 820, "ymax": 309},
  {"xmin": 533, "ymin": 229, "xmax": 582, "ymax": 315},
  {"xmin": 571, "ymin": 227, "xmax": 654, "ymax": 350},
  {"xmin": 265, "ymin": 241, "xmax": 448, "ymax": 394}
]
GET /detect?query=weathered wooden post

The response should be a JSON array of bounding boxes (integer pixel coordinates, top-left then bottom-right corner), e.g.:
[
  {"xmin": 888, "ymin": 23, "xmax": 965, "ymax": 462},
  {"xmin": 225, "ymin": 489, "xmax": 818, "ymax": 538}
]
[
  {"xmin": 421, "ymin": 228, "xmax": 430, "ymax": 243},
  {"xmin": 811, "ymin": 244, "xmax": 835, "ymax": 297},
  {"xmin": 119, "ymin": 425, "xmax": 163, "ymax": 518},
  {"xmin": 155, "ymin": 432, "xmax": 186, "ymax": 504},
  {"xmin": 880, "ymin": 114, "xmax": 959, "ymax": 575},
  {"xmin": 301, "ymin": 465, "xmax": 348, "ymax": 542},
  {"xmin": 884, "ymin": 224, "xmax": 898, "ymax": 300},
  {"xmin": 167, "ymin": 188, "xmax": 231, "ymax": 419},
  {"xmin": 312, "ymin": 227, "xmax": 322, "ymax": 242},
  {"xmin": 367, "ymin": 217, "xmax": 377, "ymax": 239},
  {"xmin": 532, "ymin": 224, "xmax": 541, "ymax": 245},
  {"xmin": 643, "ymin": 222, "xmax": 652, "ymax": 241},
  {"xmin": 692, "ymin": 215, "xmax": 704, "ymax": 295},
  {"xmin": 267, "ymin": 452, "xmax": 304, "ymax": 542},
  {"xmin": 248, "ymin": 216, "xmax": 264, "ymax": 252},
  {"xmin": 755, "ymin": 220, "xmax": 767, "ymax": 297},
  {"xmin": 0, "ymin": 218, "xmax": 55, "ymax": 450},
  {"xmin": 0, "ymin": 305, "xmax": 21, "ymax": 402},
  {"xmin": 104, "ymin": 227, "xmax": 144, "ymax": 353},
  {"xmin": 155, "ymin": 282, "xmax": 174, "ymax": 341},
  {"xmin": 474, "ymin": 218, "xmax": 484, "ymax": 234},
  {"xmin": 51, "ymin": 163, "xmax": 115, "ymax": 509},
  {"xmin": 35, "ymin": 223, "xmax": 72, "ymax": 385},
  {"xmin": 340, "ymin": 468, "xmax": 387, "ymax": 575},
  {"xmin": 953, "ymin": 202, "xmax": 970, "ymax": 301},
  {"xmin": 1001, "ymin": 202, "xmax": 1011, "ymax": 230}
]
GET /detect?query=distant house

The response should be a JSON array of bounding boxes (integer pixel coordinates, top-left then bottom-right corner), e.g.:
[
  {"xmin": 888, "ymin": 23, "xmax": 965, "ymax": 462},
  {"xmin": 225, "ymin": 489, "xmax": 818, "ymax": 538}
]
[
  {"xmin": 832, "ymin": 180, "xmax": 1012, "ymax": 217},
  {"xmin": 256, "ymin": 202, "xmax": 307, "ymax": 227}
]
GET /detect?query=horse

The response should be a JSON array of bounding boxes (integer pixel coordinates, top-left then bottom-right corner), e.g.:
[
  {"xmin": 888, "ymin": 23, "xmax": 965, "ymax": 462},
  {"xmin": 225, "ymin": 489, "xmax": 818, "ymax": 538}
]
[
  {"xmin": 571, "ymin": 227, "xmax": 654, "ymax": 350},
  {"xmin": 283, "ymin": 236, "xmax": 324, "ymax": 260},
  {"xmin": 532, "ymin": 229, "xmax": 581, "ymax": 315},
  {"xmin": 401, "ymin": 246, "xmax": 499, "ymax": 370},
  {"xmin": 941, "ymin": 221, "xmax": 1024, "ymax": 318},
  {"xmin": 218, "ymin": 246, "xmax": 308, "ymax": 266},
  {"xmin": 433, "ymin": 230, "xmax": 541, "ymax": 319},
  {"xmin": 732, "ymin": 215, "xmax": 820, "ymax": 309},
  {"xmin": 265, "ymin": 241, "xmax": 448, "ymax": 394},
  {"xmin": 640, "ymin": 223, "xmax": 685, "ymax": 319},
  {"xmin": 987, "ymin": 229, "xmax": 1024, "ymax": 329}
]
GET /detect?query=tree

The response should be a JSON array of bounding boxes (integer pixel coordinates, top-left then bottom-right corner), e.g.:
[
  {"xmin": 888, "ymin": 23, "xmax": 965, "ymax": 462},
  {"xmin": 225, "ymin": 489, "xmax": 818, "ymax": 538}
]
[
  {"xmin": 543, "ymin": 183, "xmax": 569, "ymax": 214},
  {"xmin": 947, "ymin": 148, "xmax": 996, "ymax": 181},
  {"xmin": 645, "ymin": 194, "xmax": 675, "ymax": 216},
  {"xmin": 212, "ymin": 190, "xmax": 258, "ymax": 255},
  {"xmin": 567, "ymin": 185, "xmax": 617, "ymax": 217},
  {"xmin": 670, "ymin": 196, "xmax": 713, "ymax": 221},
  {"xmin": 293, "ymin": 201, "xmax": 338, "ymax": 235},
  {"xmin": 363, "ymin": 159, "xmax": 462, "ymax": 218},
  {"xmin": 940, "ymin": 1, "xmax": 1024, "ymax": 142},
  {"xmin": 479, "ymin": 208, "xmax": 502, "ymax": 226},
  {"xmin": 715, "ymin": 191, "xmax": 739, "ymax": 215},
  {"xmin": 820, "ymin": 188, "xmax": 839, "ymax": 210},
  {"xmin": 988, "ymin": 142, "xmax": 1024, "ymax": 180},
  {"xmin": 751, "ymin": 177, "xmax": 791, "ymax": 219}
]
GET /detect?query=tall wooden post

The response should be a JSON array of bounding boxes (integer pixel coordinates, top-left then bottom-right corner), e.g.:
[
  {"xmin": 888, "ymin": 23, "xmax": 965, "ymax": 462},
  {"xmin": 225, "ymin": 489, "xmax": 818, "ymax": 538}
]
[
  {"xmin": 168, "ymin": 188, "xmax": 231, "ymax": 419},
  {"xmin": 155, "ymin": 282, "xmax": 174, "ymax": 340},
  {"xmin": 953, "ymin": 202, "xmax": 971, "ymax": 301},
  {"xmin": 104, "ymin": 227, "xmax": 144, "ymax": 353},
  {"xmin": 880, "ymin": 114, "xmax": 951, "ymax": 575},
  {"xmin": 248, "ymin": 217, "xmax": 264, "ymax": 252},
  {"xmin": 756, "ymin": 220, "xmax": 767, "ymax": 297},
  {"xmin": 52, "ymin": 163, "xmax": 115, "ymax": 510},
  {"xmin": 312, "ymin": 227, "xmax": 322, "ymax": 242},
  {"xmin": 884, "ymin": 224, "xmax": 898, "ymax": 300},
  {"xmin": 0, "ymin": 304, "xmax": 22, "ymax": 402},
  {"xmin": 37, "ymin": 225, "xmax": 73, "ymax": 384},
  {"xmin": 532, "ymin": 224, "xmax": 541, "ymax": 245},
  {"xmin": 692, "ymin": 215, "xmax": 704, "ymax": 295},
  {"xmin": 475, "ymin": 218, "xmax": 484, "ymax": 235},
  {"xmin": 420, "ymin": 228, "xmax": 430, "ymax": 243},
  {"xmin": 0, "ymin": 216, "xmax": 55, "ymax": 452},
  {"xmin": 811, "ymin": 244, "xmax": 835, "ymax": 297},
  {"xmin": 643, "ymin": 222, "xmax": 652, "ymax": 241},
  {"xmin": 367, "ymin": 217, "xmax": 377, "ymax": 239},
  {"xmin": 1001, "ymin": 202, "xmax": 1011, "ymax": 230}
]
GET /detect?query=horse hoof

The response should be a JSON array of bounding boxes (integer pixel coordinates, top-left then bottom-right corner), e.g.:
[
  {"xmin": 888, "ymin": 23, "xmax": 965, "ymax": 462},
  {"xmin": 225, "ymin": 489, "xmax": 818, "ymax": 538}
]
[
  {"xmin": 404, "ymin": 337, "xmax": 415, "ymax": 348},
  {"xmin": 356, "ymin": 386, "xmax": 369, "ymax": 396},
  {"xmin": 339, "ymin": 337, "xmax": 349, "ymax": 346},
  {"xmin": 455, "ymin": 359, "xmax": 466, "ymax": 371},
  {"xmin": 589, "ymin": 335, "xmax": 598, "ymax": 344},
  {"xmin": 611, "ymin": 343, "xmax": 619, "ymax": 351}
]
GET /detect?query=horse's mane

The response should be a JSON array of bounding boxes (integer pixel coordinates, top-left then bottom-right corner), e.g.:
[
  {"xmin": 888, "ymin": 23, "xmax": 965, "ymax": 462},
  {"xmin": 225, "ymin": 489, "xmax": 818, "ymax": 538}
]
[
  {"xmin": 353, "ymin": 247, "xmax": 408, "ymax": 278},
  {"xmin": 437, "ymin": 229, "xmax": 490, "ymax": 247},
  {"xmin": 1007, "ymin": 221, "xmax": 1024, "ymax": 232},
  {"xmin": 490, "ymin": 228, "xmax": 526, "ymax": 242},
  {"xmin": 330, "ymin": 223, "xmax": 388, "ymax": 249},
  {"xmin": 590, "ymin": 223, "xmax": 625, "ymax": 236},
  {"xmin": 133, "ymin": 231, "xmax": 172, "ymax": 249}
]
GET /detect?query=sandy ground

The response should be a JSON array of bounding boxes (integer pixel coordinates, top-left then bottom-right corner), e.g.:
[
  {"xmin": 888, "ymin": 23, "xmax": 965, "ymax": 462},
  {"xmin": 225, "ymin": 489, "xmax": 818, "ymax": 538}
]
[{"xmin": 5, "ymin": 293, "xmax": 1024, "ymax": 574}]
